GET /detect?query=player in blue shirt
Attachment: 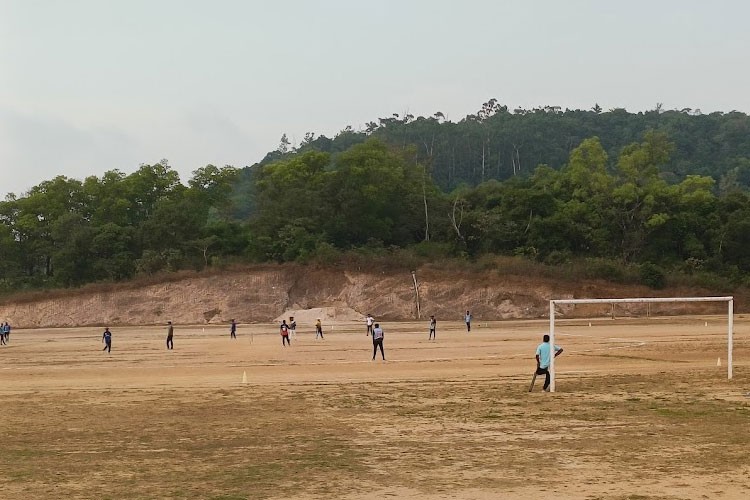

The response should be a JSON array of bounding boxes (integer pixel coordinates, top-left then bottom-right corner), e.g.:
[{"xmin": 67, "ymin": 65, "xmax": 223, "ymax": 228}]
[{"xmin": 534, "ymin": 334, "xmax": 563, "ymax": 392}]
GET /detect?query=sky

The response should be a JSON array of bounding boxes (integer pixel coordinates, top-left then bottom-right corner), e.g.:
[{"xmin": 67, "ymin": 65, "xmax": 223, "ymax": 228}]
[{"xmin": 2, "ymin": 0, "xmax": 750, "ymax": 197}]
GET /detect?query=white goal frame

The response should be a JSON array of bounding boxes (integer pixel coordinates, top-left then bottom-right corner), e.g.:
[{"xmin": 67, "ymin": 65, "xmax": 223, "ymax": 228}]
[{"xmin": 548, "ymin": 296, "xmax": 734, "ymax": 392}]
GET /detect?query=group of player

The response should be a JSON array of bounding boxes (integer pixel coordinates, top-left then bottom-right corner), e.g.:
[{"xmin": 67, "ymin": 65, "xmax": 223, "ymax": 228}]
[
  {"xmin": 95, "ymin": 310, "xmax": 563, "ymax": 392},
  {"xmin": 276, "ymin": 317, "xmax": 326, "ymax": 346}
]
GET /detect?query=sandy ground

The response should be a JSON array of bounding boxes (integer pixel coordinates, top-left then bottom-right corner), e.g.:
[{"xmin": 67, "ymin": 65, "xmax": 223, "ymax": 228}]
[{"xmin": 0, "ymin": 316, "xmax": 748, "ymax": 499}]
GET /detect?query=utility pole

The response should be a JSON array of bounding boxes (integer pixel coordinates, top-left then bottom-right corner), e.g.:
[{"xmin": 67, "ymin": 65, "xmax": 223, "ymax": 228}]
[{"xmin": 411, "ymin": 270, "xmax": 421, "ymax": 319}]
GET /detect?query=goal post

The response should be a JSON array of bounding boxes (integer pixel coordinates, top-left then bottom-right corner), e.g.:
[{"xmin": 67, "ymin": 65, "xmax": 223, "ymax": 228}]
[{"xmin": 548, "ymin": 296, "xmax": 734, "ymax": 392}]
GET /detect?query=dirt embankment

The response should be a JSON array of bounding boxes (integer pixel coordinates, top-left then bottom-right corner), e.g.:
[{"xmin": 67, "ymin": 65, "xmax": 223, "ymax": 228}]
[{"xmin": 0, "ymin": 264, "xmax": 742, "ymax": 328}]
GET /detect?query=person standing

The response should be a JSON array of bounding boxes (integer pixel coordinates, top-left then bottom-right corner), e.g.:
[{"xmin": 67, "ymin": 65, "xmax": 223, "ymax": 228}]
[
  {"xmin": 2, "ymin": 321, "xmax": 10, "ymax": 343},
  {"xmin": 366, "ymin": 314, "xmax": 374, "ymax": 336},
  {"xmin": 534, "ymin": 334, "xmax": 564, "ymax": 392},
  {"xmin": 289, "ymin": 317, "xmax": 297, "ymax": 338},
  {"xmin": 464, "ymin": 310, "xmax": 472, "ymax": 332},
  {"xmin": 0, "ymin": 322, "xmax": 6, "ymax": 346},
  {"xmin": 102, "ymin": 327, "xmax": 112, "ymax": 353},
  {"xmin": 166, "ymin": 321, "xmax": 174, "ymax": 350},
  {"xmin": 280, "ymin": 320, "xmax": 291, "ymax": 346},
  {"xmin": 230, "ymin": 319, "xmax": 237, "ymax": 339},
  {"xmin": 315, "ymin": 318, "xmax": 324, "ymax": 340},
  {"xmin": 372, "ymin": 323, "xmax": 385, "ymax": 361},
  {"xmin": 428, "ymin": 315, "xmax": 437, "ymax": 340}
]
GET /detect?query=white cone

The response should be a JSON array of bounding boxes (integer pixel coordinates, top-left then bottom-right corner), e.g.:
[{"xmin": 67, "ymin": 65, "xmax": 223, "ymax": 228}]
[
  {"xmin": 588, "ymin": 322, "xmax": 592, "ymax": 327},
  {"xmin": 705, "ymin": 322, "xmax": 708, "ymax": 327},
  {"xmin": 717, "ymin": 358, "xmax": 721, "ymax": 367},
  {"xmin": 242, "ymin": 371, "xmax": 247, "ymax": 384}
]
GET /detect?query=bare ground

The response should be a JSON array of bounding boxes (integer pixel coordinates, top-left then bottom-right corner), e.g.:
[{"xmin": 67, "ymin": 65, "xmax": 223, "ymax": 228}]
[
  {"xmin": 0, "ymin": 316, "xmax": 748, "ymax": 499},
  {"xmin": 1, "ymin": 264, "xmax": 744, "ymax": 328}
]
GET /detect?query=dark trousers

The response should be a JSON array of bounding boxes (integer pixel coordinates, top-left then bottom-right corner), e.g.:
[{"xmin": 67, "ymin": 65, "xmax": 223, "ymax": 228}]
[
  {"xmin": 282, "ymin": 335, "xmax": 290, "ymax": 346},
  {"xmin": 103, "ymin": 342, "xmax": 111, "ymax": 352},
  {"xmin": 535, "ymin": 366, "xmax": 551, "ymax": 390},
  {"xmin": 366, "ymin": 325, "xmax": 373, "ymax": 336},
  {"xmin": 166, "ymin": 337, "xmax": 173, "ymax": 349},
  {"xmin": 372, "ymin": 338, "xmax": 385, "ymax": 360},
  {"xmin": 230, "ymin": 331, "xmax": 236, "ymax": 339},
  {"xmin": 429, "ymin": 329, "xmax": 436, "ymax": 340},
  {"xmin": 316, "ymin": 327, "xmax": 324, "ymax": 339},
  {"xmin": 466, "ymin": 322, "xmax": 471, "ymax": 332}
]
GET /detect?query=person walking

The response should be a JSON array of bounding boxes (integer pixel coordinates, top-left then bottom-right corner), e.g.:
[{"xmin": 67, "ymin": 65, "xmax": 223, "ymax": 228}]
[
  {"xmin": 315, "ymin": 318, "xmax": 324, "ymax": 340},
  {"xmin": 102, "ymin": 327, "xmax": 112, "ymax": 353},
  {"xmin": 464, "ymin": 310, "xmax": 472, "ymax": 332},
  {"xmin": 428, "ymin": 315, "xmax": 437, "ymax": 340},
  {"xmin": 166, "ymin": 321, "xmax": 174, "ymax": 350},
  {"xmin": 534, "ymin": 334, "xmax": 564, "ymax": 392},
  {"xmin": 230, "ymin": 319, "xmax": 237, "ymax": 339},
  {"xmin": 366, "ymin": 314, "xmax": 374, "ymax": 336},
  {"xmin": 0, "ymin": 322, "xmax": 6, "ymax": 346},
  {"xmin": 3, "ymin": 321, "xmax": 10, "ymax": 343},
  {"xmin": 280, "ymin": 320, "xmax": 291, "ymax": 346},
  {"xmin": 372, "ymin": 323, "xmax": 385, "ymax": 361}
]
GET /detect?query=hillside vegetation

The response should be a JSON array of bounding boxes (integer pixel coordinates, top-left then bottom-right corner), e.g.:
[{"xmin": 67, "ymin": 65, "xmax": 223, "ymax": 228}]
[{"xmin": 2, "ymin": 102, "xmax": 750, "ymax": 297}]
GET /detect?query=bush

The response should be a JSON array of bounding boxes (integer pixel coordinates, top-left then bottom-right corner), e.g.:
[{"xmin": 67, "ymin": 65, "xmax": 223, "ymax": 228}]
[
  {"xmin": 543, "ymin": 250, "xmax": 572, "ymax": 266},
  {"xmin": 640, "ymin": 262, "xmax": 666, "ymax": 289},
  {"xmin": 581, "ymin": 258, "xmax": 628, "ymax": 283}
]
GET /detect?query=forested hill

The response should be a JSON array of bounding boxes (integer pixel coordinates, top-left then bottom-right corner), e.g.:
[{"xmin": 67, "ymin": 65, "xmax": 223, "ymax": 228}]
[
  {"xmin": 264, "ymin": 101, "xmax": 750, "ymax": 192},
  {"xmin": 3, "ymin": 102, "xmax": 750, "ymax": 295}
]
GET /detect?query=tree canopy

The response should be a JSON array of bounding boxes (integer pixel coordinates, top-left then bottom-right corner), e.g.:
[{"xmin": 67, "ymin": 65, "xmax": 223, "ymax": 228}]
[{"xmin": 3, "ymin": 102, "xmax": 750, "ymax": 293}]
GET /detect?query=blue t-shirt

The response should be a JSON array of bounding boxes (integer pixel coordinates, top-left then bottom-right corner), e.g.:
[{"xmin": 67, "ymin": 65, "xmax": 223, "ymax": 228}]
[{"xmin": 535, "ymin": 342, "xmax": 561, "ymax": 369}]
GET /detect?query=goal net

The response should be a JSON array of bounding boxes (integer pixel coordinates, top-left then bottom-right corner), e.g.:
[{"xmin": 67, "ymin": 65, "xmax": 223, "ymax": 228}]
[{"xmin": 548, "ymin": 296, "xmax": 734, "ymax": 392}]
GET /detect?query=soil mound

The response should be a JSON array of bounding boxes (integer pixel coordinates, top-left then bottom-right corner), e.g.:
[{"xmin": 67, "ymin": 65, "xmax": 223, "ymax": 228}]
[
  {"xmin": 274, "ymin": 306, "xmax": 364, "ymax": 325},
  {"xmin": 0, "ymin": 263, "xmax": 742, "ymax": 328}
]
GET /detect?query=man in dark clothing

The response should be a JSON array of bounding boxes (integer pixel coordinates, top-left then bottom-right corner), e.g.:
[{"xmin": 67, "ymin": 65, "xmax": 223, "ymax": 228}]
[
  {"xmin": 230, "ymin": 319, "xmax": 237, "ymax": 339},
  {"xmin": 280, "ymin": 320, "xmax": 291, "ymax": 346},
  {"xmin": 102, "ymin": 327, "xmax": 112, "ymax": 353},
  {"xmin": 166, "ymin": 321, "xmax": 174, "ymax": 349},
  {"xmin": 428, "ymin": 315, "xmax": 437, "ymax": 340}
]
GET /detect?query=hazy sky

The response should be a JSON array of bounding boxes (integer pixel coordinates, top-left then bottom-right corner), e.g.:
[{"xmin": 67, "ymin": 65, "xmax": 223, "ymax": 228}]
[{"xmin": 2, "ymin": 0, "xmax": 749, "ymax": 197}]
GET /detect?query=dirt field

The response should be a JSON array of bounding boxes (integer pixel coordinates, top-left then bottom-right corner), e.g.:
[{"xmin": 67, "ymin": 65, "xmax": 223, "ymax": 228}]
[{"xmin": 0, "ymin": 316, "xmax": 748, "ymax": 499}]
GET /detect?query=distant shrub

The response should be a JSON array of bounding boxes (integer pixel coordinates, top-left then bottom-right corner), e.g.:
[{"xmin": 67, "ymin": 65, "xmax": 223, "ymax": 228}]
[
  {"xmin": 543, "ymin": 250, "xmax": 572, "ymax": 266},
  {"xmin": 640, "ymin": 262, "xmax": 666, "ymax": 289},
  {"xmin": 410, "ymin": 241, "xmax": 455, "ymax": 259},
  {"xmin": 581, "ymin": 258, "xmax": 627, "ymax": 283}
]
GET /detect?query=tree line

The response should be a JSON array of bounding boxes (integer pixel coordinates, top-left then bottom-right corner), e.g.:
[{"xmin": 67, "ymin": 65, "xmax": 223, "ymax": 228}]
[{"xmin": 3, "ymin": 103, "xmax": 750, "ymax": 293}]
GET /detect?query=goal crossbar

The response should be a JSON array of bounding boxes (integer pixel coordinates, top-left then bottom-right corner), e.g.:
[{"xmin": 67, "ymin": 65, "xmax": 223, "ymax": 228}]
[{"xmin": 548, "ymin": 296, "xmax": 734, "ymax": 392}]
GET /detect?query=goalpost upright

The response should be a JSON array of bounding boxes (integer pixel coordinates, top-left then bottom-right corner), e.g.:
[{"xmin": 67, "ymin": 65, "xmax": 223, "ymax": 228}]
[{"xmin": 548, "ymin": 296, "xmax": 734, "ymax": 392}]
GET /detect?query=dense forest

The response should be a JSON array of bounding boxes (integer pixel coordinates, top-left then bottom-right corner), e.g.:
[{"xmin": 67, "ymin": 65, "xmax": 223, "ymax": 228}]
[{"xmin": 3, "ymin": 102, "xmax": 750, "ymax": 294}]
